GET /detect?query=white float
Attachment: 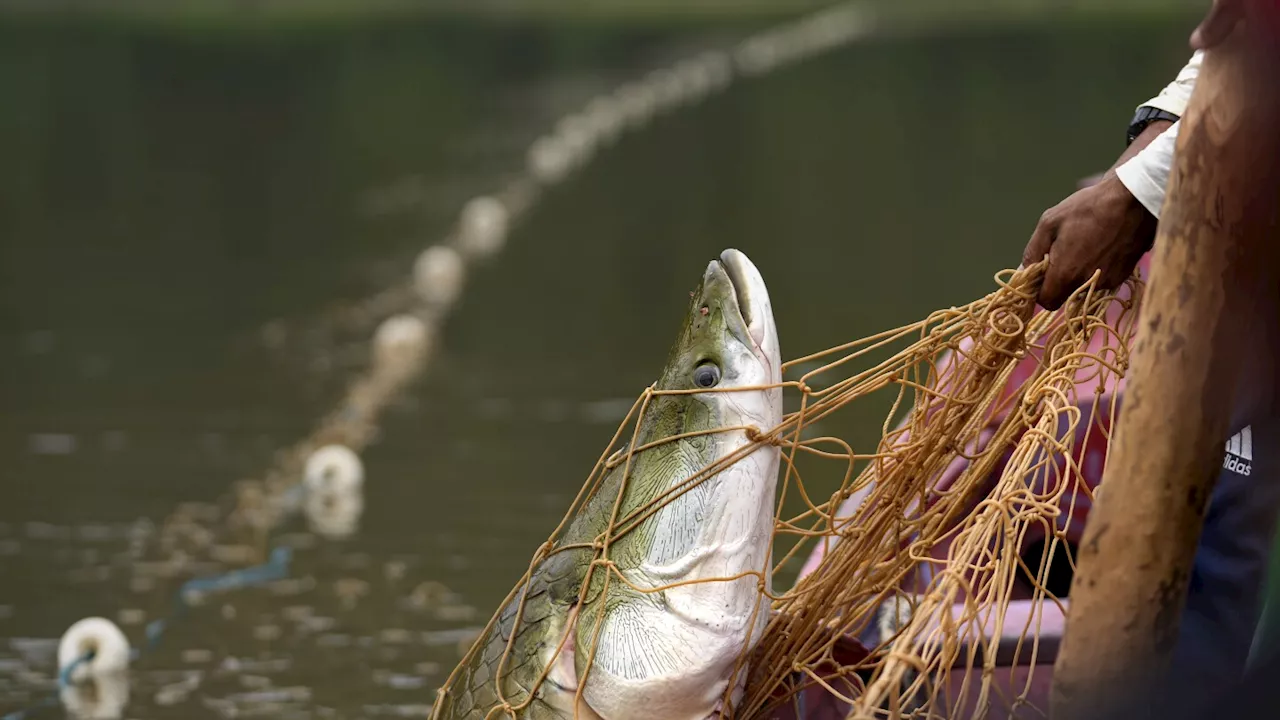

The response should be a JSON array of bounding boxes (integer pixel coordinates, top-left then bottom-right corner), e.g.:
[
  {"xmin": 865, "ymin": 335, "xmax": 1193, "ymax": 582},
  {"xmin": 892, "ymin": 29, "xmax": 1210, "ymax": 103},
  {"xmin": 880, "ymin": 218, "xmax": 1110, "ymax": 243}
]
[
  {"xmin": 412, "ymin": 246, "xmax": 465, "ymax": 308},
  {"xmin": 456, "ymin": 196, "xmax": 510, "ymax": 260},
  {"xmin": 373, "ymin": 314, "xmax": 429, "ymax": 368},
  {"xmin": 303, "ymin": 445, "xmax": 366, "ymax": 540},
  {"xmin": 58, "ymin": 617, "xmax": 131, "ymax": 719},
  {"xmin": 527, "ymin": 135, "xmax": 573, "ymax": 185}
]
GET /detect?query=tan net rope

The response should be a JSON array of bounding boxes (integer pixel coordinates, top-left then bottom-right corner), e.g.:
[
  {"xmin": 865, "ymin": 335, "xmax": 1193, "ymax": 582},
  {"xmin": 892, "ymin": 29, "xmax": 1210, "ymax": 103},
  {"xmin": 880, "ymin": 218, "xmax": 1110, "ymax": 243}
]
[
  {"xmin": 435, "ymin": 261, "xmax": 1141, "ymax": 719},
  {"xmin": 743, "ymin": 264, "xmax": 1138, "ymax": 719}
]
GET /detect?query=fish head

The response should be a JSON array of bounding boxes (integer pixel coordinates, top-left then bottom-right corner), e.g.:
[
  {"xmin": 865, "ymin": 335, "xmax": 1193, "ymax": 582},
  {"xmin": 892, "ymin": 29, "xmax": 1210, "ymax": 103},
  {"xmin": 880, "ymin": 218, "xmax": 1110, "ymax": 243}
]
[
  {"xmin": 564, "ymin": 249, "xmax": 782, "ymax": 719},
  {"xmin": 656, "ymin": 248, "xmax": 782, "ymax": 431}
]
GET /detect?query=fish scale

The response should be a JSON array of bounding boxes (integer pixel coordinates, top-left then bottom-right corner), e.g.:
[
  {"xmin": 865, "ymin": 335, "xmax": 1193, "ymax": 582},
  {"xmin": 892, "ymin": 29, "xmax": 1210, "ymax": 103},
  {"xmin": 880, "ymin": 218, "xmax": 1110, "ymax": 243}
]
[
  {"xmin": 438, "ymin": 431, "xmax": 706, "ymax": 719},
  {"xmin": 439, "ymin": 543, "xmax": 588, "ymax": 719}
]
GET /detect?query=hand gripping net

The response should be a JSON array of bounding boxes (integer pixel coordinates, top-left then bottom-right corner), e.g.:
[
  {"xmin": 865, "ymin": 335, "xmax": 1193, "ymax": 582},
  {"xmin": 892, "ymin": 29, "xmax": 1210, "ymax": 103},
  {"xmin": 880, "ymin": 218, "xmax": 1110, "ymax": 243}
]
[{"xmin": 437, "ymin": 263, "xmax": 1141, "ymax": 720}]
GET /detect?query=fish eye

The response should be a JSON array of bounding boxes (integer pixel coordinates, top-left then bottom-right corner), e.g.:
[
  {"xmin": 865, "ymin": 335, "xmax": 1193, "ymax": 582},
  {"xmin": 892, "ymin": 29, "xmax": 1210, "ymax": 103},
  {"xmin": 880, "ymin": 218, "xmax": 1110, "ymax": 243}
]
[{"xmin": 693, "ymin": 362, "xmax": 721, "ymax": 389}]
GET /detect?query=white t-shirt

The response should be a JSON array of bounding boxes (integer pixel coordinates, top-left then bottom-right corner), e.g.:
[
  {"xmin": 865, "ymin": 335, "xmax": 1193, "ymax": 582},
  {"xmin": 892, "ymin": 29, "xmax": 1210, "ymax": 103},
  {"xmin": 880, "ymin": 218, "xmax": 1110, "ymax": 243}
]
[{"xmin": 1114, "ymin": 51, "xmax": 1203, "ymax": 217}]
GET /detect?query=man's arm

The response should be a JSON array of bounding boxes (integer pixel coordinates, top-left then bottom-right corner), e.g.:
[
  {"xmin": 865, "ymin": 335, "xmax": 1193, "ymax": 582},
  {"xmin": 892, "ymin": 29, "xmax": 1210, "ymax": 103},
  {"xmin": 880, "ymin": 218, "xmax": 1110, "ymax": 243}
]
[
  {"xmin": 1112, "ymin": 50, "xmax": 1202, "ymax": 216},
  {"xmin": 1022, "ymin": 52, "xmax": 1201, "ymax": 309}
]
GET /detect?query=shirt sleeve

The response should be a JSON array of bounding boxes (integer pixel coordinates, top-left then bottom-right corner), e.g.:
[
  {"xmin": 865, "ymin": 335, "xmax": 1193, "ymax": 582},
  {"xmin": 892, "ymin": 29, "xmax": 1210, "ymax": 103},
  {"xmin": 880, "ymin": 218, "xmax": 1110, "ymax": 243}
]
[
  {"xmin": 1137, "ymin": 50, "xmax": 1203, "ymax": 117},
  {"xmin": 1115, "ymin": 51, "xmax": 1203, "ymax": 218},
  {"xmin": 1116, "ymin": 120, "xmax": 1179, "ymax": 218}
]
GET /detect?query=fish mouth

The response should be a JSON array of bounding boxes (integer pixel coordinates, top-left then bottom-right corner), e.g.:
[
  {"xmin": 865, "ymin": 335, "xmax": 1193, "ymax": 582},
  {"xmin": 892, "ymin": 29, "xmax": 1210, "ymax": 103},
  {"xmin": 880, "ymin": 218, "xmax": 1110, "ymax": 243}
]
[{"xmin": 714, "ymin": 248, "xmax": 769, "ymax": 349}]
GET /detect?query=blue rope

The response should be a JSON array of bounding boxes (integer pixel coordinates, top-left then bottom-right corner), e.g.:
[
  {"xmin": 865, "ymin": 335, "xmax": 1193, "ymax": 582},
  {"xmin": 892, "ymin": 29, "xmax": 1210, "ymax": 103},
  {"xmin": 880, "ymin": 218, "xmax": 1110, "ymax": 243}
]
[
  {"xmin": 57, "ymin": 652, "xmax": 95, "ymax": 688},
  {"xmin": 137, "ymin": 546, "xmax": 293, "ymax": 658},
  {"xmin": 2, "ymin": 546, "xmax": 293, "ymax": 720}
]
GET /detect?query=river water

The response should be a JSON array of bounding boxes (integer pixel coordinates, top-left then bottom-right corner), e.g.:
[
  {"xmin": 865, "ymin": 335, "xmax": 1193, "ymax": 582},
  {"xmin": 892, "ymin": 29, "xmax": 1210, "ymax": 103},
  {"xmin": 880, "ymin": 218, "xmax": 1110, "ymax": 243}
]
[{"xmin": 0, "ymin": 11, "xmax": 1198, "ymax": 719}]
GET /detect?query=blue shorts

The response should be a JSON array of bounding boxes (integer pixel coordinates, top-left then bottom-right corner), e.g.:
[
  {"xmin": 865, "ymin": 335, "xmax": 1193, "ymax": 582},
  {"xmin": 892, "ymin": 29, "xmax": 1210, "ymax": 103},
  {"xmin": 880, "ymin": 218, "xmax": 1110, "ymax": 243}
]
[{"xmin": 1171, "ymin": 418, "xmax": 1280, "ymax": 693}]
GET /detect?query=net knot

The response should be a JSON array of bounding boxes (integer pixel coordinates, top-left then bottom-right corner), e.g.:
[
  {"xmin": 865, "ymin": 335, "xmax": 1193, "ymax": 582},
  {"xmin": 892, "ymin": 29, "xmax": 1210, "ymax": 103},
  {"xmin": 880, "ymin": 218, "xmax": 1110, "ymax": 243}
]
[
  {"xmin": 534, "ymin": 541, "xmax": 556, "ymax": 561},
  {"xmin": 841, "ymin": 526, "xmax": 864, "ymax": 541},
  {"xmin": 746, "ymin": 426, "xmax": 784, "ymax": 447}
]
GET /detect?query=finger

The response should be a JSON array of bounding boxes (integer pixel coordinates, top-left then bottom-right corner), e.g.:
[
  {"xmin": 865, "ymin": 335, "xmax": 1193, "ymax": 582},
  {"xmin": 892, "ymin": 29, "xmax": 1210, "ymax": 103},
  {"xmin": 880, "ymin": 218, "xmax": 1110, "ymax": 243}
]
[
  {"xmin": 1102, "ymin": 245, "xmax": 1150, "ymax": 291},
  {"xmin": 1098, "ymin": 269, "xmax": 1127, "ymax": 292},
  {"xmin": 1029, "ymin": 223, "xmax": 1068, "ymax": 310},
  {"xmin": 1191, "ymin": 0, "xmax": 1243, "ymax": 50},
  {"xmin": 1100, "ymin": 255, "xmax": 1140, "ymax": 291},
  {"xmin": 1037, "ymin": 237, "xmax": 1078, "ymax": 311},
  {"xmin": 1022, "ymin": 212, "xmax": 1055, "ymax": 268},
  {"xmin": 1038, "ymin": 267, "xmax": 1073, "ymax": 311}
]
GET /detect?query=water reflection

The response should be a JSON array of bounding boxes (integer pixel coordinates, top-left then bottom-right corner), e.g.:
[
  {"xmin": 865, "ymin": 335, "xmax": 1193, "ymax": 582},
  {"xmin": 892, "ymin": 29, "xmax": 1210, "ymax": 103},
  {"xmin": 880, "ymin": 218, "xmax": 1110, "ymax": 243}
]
[{"xmin": 0, "ymin": 13, "xmax": 1196, "ymax": 718}]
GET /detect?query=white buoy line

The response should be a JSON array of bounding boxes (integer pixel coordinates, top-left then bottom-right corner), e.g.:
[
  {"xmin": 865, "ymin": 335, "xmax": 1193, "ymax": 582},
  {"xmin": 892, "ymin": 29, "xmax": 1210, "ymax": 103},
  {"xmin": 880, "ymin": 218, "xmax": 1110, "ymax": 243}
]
[{"xmin": 27, "ymin": 4, "xmax": 877, "ymax": 717}]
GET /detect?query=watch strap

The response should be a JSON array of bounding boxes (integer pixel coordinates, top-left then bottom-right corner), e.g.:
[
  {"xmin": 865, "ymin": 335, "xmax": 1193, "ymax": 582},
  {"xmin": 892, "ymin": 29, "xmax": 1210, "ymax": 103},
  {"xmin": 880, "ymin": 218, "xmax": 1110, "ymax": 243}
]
[{"xmin": 1126, "ymin": 106, "xmax": 1181, "ymax": 146}]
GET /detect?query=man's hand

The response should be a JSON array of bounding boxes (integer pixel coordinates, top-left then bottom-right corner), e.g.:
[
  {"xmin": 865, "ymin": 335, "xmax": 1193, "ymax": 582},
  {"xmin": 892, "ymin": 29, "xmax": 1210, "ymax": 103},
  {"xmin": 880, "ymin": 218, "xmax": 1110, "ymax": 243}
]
[
  {"xmin": 1021, "ymin": 120, "xmax": 1171, "ymax": 311},
  {"xmin": 1022, "ymin": 172, "xmax": 1157, "ymax": 310}
]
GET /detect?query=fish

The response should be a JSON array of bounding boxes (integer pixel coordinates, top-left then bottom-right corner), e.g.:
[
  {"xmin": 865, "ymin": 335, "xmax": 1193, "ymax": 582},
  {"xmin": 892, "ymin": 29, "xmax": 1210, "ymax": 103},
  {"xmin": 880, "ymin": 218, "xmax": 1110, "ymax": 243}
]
[{"xmin": 433, "ymin": 249, "xmax": 784, "ymax": 720}]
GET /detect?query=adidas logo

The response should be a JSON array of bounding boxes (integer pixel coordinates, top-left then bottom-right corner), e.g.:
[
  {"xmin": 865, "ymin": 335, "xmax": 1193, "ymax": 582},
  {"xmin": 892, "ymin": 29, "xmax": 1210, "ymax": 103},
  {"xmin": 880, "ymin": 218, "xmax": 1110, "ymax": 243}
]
[{"xmin": 1223, "ymin": 426, "xmax": 1253, "ymax": 477}]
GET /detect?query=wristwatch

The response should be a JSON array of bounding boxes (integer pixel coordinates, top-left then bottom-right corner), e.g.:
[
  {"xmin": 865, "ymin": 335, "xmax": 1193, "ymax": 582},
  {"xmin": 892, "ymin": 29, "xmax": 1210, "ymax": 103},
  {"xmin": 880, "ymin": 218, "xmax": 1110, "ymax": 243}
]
[{"xmin": 1126, "ymin": 106, "xmax": 1181, "ymax": 146}]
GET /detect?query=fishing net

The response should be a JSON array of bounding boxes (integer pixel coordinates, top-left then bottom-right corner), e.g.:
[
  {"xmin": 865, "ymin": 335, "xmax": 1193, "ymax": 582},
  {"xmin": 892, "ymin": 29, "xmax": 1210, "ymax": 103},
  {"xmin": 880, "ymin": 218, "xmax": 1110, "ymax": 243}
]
[
  {"xmin": 434, "ymin": 261, "xmax": 1141, "ymax": 720},
  {"xmin": 740, "ymin": 263, "xmax": 1139, "ymax": 720}
]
